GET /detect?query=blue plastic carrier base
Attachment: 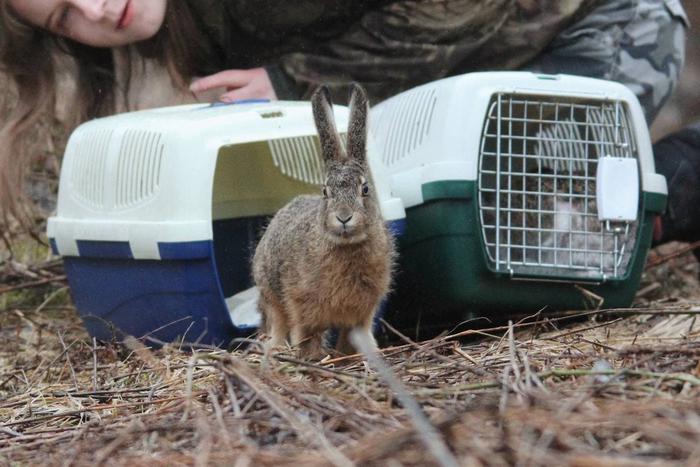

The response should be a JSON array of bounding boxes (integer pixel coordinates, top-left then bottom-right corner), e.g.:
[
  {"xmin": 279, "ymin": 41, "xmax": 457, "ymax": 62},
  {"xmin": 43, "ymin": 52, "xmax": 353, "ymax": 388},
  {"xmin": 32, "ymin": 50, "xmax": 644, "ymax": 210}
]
[
  {"xmin": 54, "ymin": 217, "xmax": 266, "ymax": 347},
  {"xmin": 54, "ymin": 217, "xmax": 406, "ymax": 347}
]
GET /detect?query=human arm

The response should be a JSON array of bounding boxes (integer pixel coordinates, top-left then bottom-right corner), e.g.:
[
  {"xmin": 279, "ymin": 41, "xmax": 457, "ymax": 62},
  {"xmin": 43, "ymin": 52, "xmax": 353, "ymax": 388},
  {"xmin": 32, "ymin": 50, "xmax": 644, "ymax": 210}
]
[
  {"xmin": 189, "ymin": 0, "xmax": 518, "ymax": 104},
  {"xmin": 188, "ymin": 0, "xmax": 597, "ymax": 105},
  {"xmin": 254, "ymin": 0, "xmax": 591, "ymax": 104}
]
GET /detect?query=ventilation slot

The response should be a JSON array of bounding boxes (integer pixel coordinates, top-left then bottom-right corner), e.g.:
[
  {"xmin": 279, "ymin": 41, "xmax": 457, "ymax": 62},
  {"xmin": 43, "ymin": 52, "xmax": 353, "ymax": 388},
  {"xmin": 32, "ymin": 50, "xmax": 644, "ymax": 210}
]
[
  {"xmin": 115, "ymin": 129, "xmax": 164, "ymax": 209},
  {"xmin": 477, "ymin": 94, "xmax": 639, "ymax": 281},
  {"xmin": 376, "ymin": 87, "xmax": 438, "ymax": 166},
  {"xmin": 70, "ymin": 128, "xmax": 113, "ymax": 209},
  {"xmin": 268, "ymin": 134, "xmax": 347, "ymax": 185}
]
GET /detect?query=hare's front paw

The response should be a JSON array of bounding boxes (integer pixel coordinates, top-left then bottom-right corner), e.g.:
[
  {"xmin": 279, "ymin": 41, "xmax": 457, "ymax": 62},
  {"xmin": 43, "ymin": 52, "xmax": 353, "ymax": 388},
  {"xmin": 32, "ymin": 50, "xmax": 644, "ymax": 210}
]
[{"xmin": 264, "ymin": 340, "xmax": 288, "ymax": 355}]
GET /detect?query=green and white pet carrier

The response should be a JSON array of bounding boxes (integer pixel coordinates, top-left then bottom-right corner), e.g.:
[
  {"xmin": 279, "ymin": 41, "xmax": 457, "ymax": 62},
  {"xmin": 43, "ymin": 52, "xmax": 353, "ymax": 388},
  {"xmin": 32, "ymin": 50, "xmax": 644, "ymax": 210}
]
[
  {"xmin": 370, "ymin": 72, "xmax": 667, "ymax": 329},
  {"xmin": 47, "ymin": 100, "xmax": 405, "ymax": 346}
]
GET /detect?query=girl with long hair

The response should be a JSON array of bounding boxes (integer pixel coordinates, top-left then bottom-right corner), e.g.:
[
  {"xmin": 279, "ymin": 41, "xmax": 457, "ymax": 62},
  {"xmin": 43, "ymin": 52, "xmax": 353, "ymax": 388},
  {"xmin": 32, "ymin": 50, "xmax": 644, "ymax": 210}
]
[{"xmin": 0, "ymin": 0, "xmax": 692, "ymax": 248}]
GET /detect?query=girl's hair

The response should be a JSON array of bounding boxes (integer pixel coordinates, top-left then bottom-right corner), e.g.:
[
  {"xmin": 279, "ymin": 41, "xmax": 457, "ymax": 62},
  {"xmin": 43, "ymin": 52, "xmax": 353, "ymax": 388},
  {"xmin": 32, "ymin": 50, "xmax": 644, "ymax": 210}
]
[{"xmin": 0, "ymin": 1, "xmax": 213, "ymax": 228}]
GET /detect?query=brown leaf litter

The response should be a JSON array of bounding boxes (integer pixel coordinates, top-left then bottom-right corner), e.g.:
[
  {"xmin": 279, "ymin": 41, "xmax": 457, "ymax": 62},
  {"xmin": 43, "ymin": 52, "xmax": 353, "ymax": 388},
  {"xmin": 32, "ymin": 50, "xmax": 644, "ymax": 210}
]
[{"xmin": 1, "ymin": 241, "xmax": 699, "ymax": 466}]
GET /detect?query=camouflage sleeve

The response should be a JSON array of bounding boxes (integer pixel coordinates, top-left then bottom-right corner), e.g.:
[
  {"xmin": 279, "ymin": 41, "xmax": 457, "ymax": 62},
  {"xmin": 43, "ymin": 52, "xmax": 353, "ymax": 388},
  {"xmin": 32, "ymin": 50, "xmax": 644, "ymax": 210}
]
[
  {"xmin": 525, "ymin": 0, "xmax": 688, "ymax": 124},
  {"xmin": 267, "ymin": 0, "xmax": 686, "ymax": 116},
  {"xmin": 269, "ymin": 0, "xmax": 594, "ymax": 105}
]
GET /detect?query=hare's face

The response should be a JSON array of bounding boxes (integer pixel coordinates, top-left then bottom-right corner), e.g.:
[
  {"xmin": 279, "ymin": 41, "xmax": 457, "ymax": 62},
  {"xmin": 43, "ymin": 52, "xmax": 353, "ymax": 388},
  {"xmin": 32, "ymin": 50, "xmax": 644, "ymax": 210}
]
[{"xmin": 321, "ymin": 160, "xmax": 373, "ymax": 244}]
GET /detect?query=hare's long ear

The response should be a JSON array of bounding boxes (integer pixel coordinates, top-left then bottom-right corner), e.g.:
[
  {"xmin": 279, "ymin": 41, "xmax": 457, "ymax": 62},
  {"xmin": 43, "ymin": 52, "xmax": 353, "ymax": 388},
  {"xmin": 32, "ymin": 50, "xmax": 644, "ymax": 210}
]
[
  {"xmin": 347, "ymin": 83, "xmax": 368, "ymax": 164},
  {"xmin": 312, "ymin": 85, "xmax": 346, "ymax": 162}
]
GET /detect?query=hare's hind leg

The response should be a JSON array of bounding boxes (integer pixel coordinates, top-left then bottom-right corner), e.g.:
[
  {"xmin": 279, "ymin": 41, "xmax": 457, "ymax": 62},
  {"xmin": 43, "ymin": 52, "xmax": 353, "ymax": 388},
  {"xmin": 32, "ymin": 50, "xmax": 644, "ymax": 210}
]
[
  {"xmin": 335, "ymin": 328, "xmax": 355, "ymax": 355},
  {"xmin": 290, "ymin": 326, "xmax": 325, "ymax": 360}
]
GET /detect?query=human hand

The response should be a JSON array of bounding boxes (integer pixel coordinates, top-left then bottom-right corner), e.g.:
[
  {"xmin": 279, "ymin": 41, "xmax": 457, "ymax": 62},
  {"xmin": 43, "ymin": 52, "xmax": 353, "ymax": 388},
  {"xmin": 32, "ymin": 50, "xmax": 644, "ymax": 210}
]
[{"xmin": 189, "ymin": 68, "xmax": 278, "ymax": 102}]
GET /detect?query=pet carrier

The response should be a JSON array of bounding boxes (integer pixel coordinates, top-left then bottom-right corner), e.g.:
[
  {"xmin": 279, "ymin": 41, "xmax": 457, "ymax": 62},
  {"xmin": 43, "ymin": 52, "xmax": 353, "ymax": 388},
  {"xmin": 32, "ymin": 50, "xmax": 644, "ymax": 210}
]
[
  {"xmin": 48, "ymin": 101, "xmax": 406, "ymax": 346},
  {"xmin": 370, "ymin": 72, "xmax": 666, "ymax": 330}
]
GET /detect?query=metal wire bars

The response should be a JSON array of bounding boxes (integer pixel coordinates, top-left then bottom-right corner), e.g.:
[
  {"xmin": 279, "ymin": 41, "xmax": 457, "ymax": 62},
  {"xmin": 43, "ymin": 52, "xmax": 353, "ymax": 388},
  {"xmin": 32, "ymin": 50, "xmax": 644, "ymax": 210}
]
[{"xmin": 478, "ymin": 94, "xmax": 639, "ymax": 280}]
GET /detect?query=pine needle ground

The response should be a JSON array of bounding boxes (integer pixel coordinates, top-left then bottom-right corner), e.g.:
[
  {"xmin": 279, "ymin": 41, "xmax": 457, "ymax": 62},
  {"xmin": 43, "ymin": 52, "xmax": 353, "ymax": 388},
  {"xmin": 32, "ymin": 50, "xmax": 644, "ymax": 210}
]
[{"xmin": 1, "ymin": 236, "xmax": 699, "ymax": 466}]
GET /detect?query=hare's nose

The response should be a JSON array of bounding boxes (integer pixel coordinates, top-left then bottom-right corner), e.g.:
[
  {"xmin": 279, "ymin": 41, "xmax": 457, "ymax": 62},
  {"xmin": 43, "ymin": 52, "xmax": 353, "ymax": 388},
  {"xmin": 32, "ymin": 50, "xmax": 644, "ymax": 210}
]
[{"xmin": 336, "ymin": 214, "xmax": 353, "ymax": 225}]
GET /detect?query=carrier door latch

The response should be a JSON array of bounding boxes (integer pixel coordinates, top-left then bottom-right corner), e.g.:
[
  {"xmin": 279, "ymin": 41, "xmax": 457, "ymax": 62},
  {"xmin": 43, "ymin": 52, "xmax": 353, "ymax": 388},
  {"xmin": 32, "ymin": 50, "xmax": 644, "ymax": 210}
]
[{"xmin": 596, "ymin": 156, "xmax": 639, "ymax": 223}]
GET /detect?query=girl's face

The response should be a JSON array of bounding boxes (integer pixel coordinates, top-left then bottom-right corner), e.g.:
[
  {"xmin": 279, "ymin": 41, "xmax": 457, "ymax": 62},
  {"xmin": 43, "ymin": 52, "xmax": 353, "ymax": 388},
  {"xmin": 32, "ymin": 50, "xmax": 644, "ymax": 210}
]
[{"xmin": 9, "ymin": 0, "xmax": 167, "ymax": 47}]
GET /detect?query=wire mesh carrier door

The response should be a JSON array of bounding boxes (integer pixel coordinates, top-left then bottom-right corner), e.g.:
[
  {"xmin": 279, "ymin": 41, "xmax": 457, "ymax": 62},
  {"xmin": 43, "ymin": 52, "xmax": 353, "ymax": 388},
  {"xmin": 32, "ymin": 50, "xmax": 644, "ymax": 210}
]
[{"xmin": 477, "ymin": 93, "xmax": 640, "ymax": 281}]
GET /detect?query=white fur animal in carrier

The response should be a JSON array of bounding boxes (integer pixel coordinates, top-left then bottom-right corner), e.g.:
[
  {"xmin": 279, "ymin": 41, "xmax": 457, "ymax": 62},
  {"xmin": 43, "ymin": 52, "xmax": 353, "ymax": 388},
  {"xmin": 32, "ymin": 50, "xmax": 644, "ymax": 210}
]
[{"xmin": 370, "ymin": 72, "xmax": 666, "ymax": 315}]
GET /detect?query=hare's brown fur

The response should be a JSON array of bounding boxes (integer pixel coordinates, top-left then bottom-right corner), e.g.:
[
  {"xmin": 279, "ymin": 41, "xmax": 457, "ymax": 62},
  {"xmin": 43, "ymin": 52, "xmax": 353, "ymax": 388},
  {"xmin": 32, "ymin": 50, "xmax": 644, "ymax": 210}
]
[{"xmin": 252, "ymin": 84, "xmax": 395, "ymax": 359}]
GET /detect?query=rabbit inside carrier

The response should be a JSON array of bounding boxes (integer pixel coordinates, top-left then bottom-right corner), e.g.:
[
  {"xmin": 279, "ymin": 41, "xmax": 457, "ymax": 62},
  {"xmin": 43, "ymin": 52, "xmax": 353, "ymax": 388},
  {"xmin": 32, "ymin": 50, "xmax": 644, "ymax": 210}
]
[{"xmin": 478, "ymin": 95, "xmax": 639, "ymax": 279}]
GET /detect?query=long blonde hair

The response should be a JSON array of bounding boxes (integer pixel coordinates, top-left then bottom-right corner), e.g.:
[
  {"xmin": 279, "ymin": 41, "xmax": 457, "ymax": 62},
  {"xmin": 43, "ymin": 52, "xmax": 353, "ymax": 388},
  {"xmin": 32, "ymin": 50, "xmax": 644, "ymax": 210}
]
[{"xmin": 0, "ymin": 1, "xmax": 212, "ymax": 229}]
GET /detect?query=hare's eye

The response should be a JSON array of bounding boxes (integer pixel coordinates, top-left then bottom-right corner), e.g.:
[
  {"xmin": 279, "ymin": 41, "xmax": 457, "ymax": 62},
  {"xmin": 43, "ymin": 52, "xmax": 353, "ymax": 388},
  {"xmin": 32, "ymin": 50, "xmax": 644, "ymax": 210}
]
[
  {"xmin": 322, "ymin": 186, "xmax": 330, "ymax": 198},
  {"xmin": 361, "ymin": 183, "xmax": 369, "ymax": 196}
]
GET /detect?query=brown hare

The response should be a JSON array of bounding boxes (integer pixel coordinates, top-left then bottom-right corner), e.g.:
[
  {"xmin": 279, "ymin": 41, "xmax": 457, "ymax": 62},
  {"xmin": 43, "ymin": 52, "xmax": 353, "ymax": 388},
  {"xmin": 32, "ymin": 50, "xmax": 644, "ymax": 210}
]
[{"xmin": 252, "ymin": 84, "xmax": 395, "ymax": 359}]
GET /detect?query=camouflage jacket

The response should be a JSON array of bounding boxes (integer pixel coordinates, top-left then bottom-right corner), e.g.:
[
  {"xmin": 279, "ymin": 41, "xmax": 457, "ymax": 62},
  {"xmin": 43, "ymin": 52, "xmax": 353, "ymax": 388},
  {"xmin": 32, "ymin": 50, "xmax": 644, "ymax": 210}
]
[{"xmin": 187, "ymin": 0, "xmax": 603, "ymax": 104}]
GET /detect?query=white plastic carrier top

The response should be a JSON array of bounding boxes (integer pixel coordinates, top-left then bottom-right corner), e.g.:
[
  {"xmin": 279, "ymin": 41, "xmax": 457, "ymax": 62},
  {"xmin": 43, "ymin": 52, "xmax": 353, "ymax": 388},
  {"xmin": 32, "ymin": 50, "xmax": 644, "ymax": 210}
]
[
  {"xmin": 48, "ymin": 101, "xmax": 406, "ymax": 260},
  {"xmin": 369, "ymin": 71, "xmax": 667, "ymax": 209}
]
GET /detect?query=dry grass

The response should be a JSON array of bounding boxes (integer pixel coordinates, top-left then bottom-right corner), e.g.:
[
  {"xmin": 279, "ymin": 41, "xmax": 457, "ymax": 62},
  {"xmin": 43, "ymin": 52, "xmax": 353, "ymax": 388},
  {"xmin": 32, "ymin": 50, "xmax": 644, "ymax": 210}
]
[{"xmin": 1, "ymin": 234, "xmax": 700, "ymax": 466}]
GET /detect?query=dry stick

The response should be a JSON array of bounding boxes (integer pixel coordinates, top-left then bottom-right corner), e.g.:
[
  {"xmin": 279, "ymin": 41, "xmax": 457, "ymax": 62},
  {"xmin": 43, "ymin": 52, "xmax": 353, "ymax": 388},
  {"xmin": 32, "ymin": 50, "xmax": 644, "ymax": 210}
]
[
  {"xmin": 380, "ymin": 318, "xmax": 422, "ymax": 349},
  {"xmin": 0, "ymin": 415, "xmax": 200, "ymax": 455},
  {"xmin": 574, "ymin": 284, "xmax": 604, "ymax": 309},
  {"xmin": 217, "ymin": 356, "xmax": 354, "ymax": 467},
  {"xmin": 411, "ymin": 365, "xmax": 700, "ymax": 397},
  {"xmin": 543, "ymin": 368, "xmax": 700, "ymax": 386},
  {"xmin": 382, "ymin": 318, "xmax": 483, "ymax": 375},
  {"xmin": 635, "ymin": 282, "xmax": 662, "ymax": 299},
  {"xmin": 181, "ymin": 352, "xmax": 197, "ymax": 423},
  {"xmin": 207, "ymin": 387, "xmax": 232, "ymax": 448},
  {"xmin": 0, "ymin": 432, "xmax": 78, "ymax": 455},
  {"xmin": 530, "ymin": 381, "xmax": 596, "ymax": 464},
  {"xmin": 264, "ymin": 351, "xmax": 362, "ymax": 379},
  {"xmin": 92, "ymin": 337, "xmax": 98, "ymax": 392},
  {"xmin": 56, "ymin": 333, "xmax": 78, "ymax": 390},
  {"xmin": 48, "ymin": 386, "xmax": 168, "ymax": 398},
  {"xmin": 33, "ymin": 286, "xmax": 68, "ymax": 315},
  {"xmin": 646, "ymin": 240, "xmax": 700, "ymax": 268},
  {"xmin": 543, "ymin": 318, "xmax": 624, "ymax": 341},
  {"xmin": 616, "ymin": 344, "xmax": 700, "ymax": 356},
  {"xmin": 224, "ymin": 374, "xmax": 242, "ymax": 418},
  {"xmin": 578, "ymin": 337, "xmax": 618, "ymax": 352},
  {"xmin": 323, "ymin": 311, "xmax": 606, "ymax": 366},
  {"xmin": 8, "ymin": 414, "xmax": 193, "ymax": 443},
  {"xmin": 0, "ymin": 275, "xmax": 67, "ymax": 296},
  {"xmin": 452, "ymin": 344, "xmax": 481, "ymax": 365},
  {"xmin": 93, "ymin": 419, "xmax": 140, "ymax": 466},
  {"xmin": 350, "ymin": 329, "xmax": 460, "ymax": 467},
  {"xmin": 507, "ymin": 322, "xmax": 522, "ymax": 389},
  {"xmin": 511, "ymin": 307, "xmax": 700, "ymax": 321},
  {"xmin": 0, "ymin": 426, "xmax": 22, "ymax": 438},
  {"xmin": 24, "ymin": 258, "xmax": 64, "ymax": 273},
  {"xmin": 1, "ymin": 392, "xmax": 206, "ymax": 428},
  {"xmin": 33, "ymin": 341, "xmax": 77, "ymax": 385},
  {"xmin": 0, "ymin": 374, "xmax": 16, "ymax": 390}
]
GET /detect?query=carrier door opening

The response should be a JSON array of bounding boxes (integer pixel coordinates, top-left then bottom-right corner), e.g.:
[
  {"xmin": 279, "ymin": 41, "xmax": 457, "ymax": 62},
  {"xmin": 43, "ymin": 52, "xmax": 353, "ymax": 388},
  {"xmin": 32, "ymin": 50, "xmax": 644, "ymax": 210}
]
[{"xmin": 210, "ymin": 136, "xmax": 328, "ymax": 321}]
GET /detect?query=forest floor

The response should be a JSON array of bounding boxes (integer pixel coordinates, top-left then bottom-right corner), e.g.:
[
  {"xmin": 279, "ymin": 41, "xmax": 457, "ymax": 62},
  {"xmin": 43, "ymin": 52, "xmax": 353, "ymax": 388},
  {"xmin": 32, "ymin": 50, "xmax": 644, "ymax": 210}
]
[{"xmin": 1, "ymin": 230, "xmax": 699, "ymax": 466}]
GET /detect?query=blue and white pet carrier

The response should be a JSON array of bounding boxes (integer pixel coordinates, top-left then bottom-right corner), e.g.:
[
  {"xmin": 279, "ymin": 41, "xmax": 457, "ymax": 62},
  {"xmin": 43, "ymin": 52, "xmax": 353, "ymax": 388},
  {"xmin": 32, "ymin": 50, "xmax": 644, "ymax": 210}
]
[{"xmin": 48, "ymin": 101, "xmax": 405, "ymax": 346}]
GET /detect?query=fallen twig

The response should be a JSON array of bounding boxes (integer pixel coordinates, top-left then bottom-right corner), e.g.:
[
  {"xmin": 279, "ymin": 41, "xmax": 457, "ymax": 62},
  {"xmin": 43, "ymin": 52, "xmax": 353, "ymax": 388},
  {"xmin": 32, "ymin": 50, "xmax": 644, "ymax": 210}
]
[{"xmin": 351, "ymin": 329, "xmax": 460, "ymax": 467}]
